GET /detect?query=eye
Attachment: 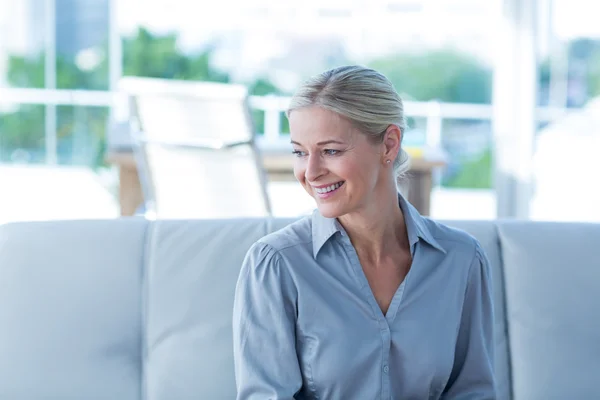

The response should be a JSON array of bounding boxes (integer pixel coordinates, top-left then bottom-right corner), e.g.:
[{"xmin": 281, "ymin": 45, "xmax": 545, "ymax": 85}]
[
  {"xmin": 292, "ymin": 150, "xmax": 307, "ymax": 157},
  {"xmin": 324, "ymin": 149, "xmax": 341, "ymax": 156}
]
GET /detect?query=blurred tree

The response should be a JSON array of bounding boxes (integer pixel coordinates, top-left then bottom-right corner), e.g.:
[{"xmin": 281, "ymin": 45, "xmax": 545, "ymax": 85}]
[
  {"xmin": 537, "ymin": 58, "xmax": 551, "ymax": 106},
  {"xmin": 369, "ymin": 50, "xmax": 493, "ymax": 104},
  {"xmin": 0, "ymin": 27, "xmax": 242, "ymax": 166},
  {"xmin": 246, "ymin": 76, "xmax": 286, "ymax": 134},
  {"xmin": 6, "ymin": 55, "xmax": 92, "ymax": 89},
  {"xmin": 121, "ymin": 28, "xmax": 230, "ymax": 83},
  {"xmin": 248, "ymin": 77, "xmax": 280, "ymax": 96},
  {"xmin": 589, "ymin": 53, "xmax": 600, "ymax": 97},
  {"xmin": 574, "ymin": 39, "xmax": 600, "ymax": 98},
  {"xmin": 538, "ymin": 38, "xmax": 600, "ymax": 105},
  {"xmin": 1, "ymin": 54, "xmax": 109, "ymax": 164},
  {"xmin": 6, "ymin": 55, "xmax": 45, "ymax": 88},
  {"xmin": 443, "ymin": 148, "xmax": 493, "ymax": 189},
  {"xmin": 0, "ymin": 104, "xmax": 46, "ymax": 162}
]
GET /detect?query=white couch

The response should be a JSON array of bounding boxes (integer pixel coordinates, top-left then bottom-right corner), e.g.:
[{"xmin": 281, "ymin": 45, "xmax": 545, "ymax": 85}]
[{"xmin": 0, "ymin": 217, "xmax": 598, "ymax": 399}]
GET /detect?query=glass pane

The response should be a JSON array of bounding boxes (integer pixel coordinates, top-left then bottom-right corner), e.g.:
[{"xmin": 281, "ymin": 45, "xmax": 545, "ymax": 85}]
[
  {"xmin": 0, "ymin": 0, "xmax": 109, "ymax": 89},
  {"xmin": 403, "ymin": 117, "xmax": 427, "ymax": 148},
  {"xmin": 0, "ymin": 104, "xmax": 46, "ymax": 163},
  {"xmin": 56, "ymin": 0, "xmax": 110, "ymax": 89},
  {"xmin": 249, "ymin": 110, "xmax": 290, "ymax": 137},
  {"xmin": 56, "ymin": 105, "xmax": 109, "ymax": 167},
  {"xmin": 0, "ymin": 104, "xmax": 109, "ymax": 167},
  {"xmin": 250, "ymin": 108, "xmax": 264, "ymax": 135},
  {"xmin": 0, "ymin": 104, "xmax": 118, "ymax": 224},
  {"xmin": 280, "ymin": 112, "xmax": 290, "ymax": 135},
  {"xmin": 0, "ymin": 0, "xmax": 47, "ymax": 88},
  {"xmin": 370, "ymin": 51, "xmax": 493, "ymax": 104},
  {"xmin": 439, "ymin": 118, "xmax": 492, "ymax": 189}
]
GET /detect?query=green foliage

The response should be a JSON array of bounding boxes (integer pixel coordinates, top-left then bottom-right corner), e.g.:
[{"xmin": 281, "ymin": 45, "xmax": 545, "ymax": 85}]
[
  {"xmin": 247, "ymin": 79, "xmax": 290, "ymax": 133},
  {"xmin": 248, "ymin": 77, "xmax": 280, "ymax": 96},
  {"xmin": 55, "ymin": 106, "xmax": 110, "ymax": 165},
  {"xmin": 589, "ymin": 53, "xmax": 600, "ymax": 97},
  {"xmin": 578, "ymin": 40, "xmax": 600, "ymax": 97},
  {"xmin": 539, "ymin": 38, "xmax": 600, "ymax": 101},
  {"xmin": 247, "ymin": 77, "xmax": 285, "ymax": 135},
  {"xmin": 2, "ymin": 52, "xmax": 111, "ymax": 165},
  {"xmin": 7, "ymin": 50, "xmax": 109, "ymax": 91},
  {"xmin": 121, "ymin": 28, "xmax": 229, "ymax": 82},
  {"xmin": 1, "ymin": 27, "xmax": 281, "ymax": 166},
  {"xmin": 444, "ymin": 149, "xmax": 493, "ymax": 189},
  {"xmin": 6, "ymin": 55, "xmax": 45, "ymax": 88},
  {"xmin": 369, "ymin": 50, "xmax": 492, "ymax": 104},
  {"xmin": 538, "ymin": 59, "xmax": 551, "ymax": 85},
  {"xmin": 0, "ymin": 105, "xmax": 46, "ymax": 162}
]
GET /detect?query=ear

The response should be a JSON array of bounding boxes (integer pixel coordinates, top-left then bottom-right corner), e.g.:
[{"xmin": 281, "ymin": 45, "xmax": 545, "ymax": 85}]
[{"xmin": 382, "ymin": 125, "xmax": 402, "ymax": 161}]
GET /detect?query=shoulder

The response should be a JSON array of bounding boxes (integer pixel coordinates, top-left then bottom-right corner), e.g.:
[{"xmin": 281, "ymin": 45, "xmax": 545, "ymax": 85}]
[
  {"xmin": 414, "ymin": 218, "xmax": 493, "ymax": 304},
  {"xmin": 239, "ymin": 217, "xmax": 314, "ymax": 298},
  {"xmin": 243, "ymin": 216, "xmax": 313, "ymax": 267},
  {"xmin": 421, "ymin": 218, "xmax": 492, "ymax": 289},
  {"xmin": 255, "ymin": 215, "xmax": 313, "ymax": 253},
  {"xmin": 422, "ymin": 217, "xmax": 486, "ymax": 260}
]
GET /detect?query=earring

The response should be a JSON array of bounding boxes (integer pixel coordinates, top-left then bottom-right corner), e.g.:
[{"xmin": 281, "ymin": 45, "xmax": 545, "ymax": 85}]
[{"xmin": 385, "ymin": 159, "xmax": 391, "ymax": 164}]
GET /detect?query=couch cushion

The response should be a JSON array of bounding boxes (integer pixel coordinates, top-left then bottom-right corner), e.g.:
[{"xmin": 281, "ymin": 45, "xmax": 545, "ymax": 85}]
[
  {"xmin": 144, "ymin": 218, "xmax": 275, "ymax": 400},
  {"xmin": 442, "ymin": 220, "xmax": 511, "ymax": 400},
  {"xmin": 498, "ymin": 221, "xmax": 600, "ymax": 400},
  {"xmin": 0, "ymin": 219, "xmax": 147, "ymax": 400}
]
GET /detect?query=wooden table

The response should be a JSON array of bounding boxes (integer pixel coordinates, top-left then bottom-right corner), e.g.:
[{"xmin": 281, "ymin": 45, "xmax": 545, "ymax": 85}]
[{"xmin": 106, "ymin": 148, "xmax": 446, "ymax": 217}]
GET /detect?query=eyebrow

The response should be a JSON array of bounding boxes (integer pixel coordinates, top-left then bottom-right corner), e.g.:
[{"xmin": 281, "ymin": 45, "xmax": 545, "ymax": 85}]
[{"xmin": 290, "ymin": 139, "xmax": 346, "ymax": 146}]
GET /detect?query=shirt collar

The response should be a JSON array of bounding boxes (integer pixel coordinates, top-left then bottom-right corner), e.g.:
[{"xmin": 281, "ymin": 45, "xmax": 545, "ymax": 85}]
[
  {"xmin": 398, "ymin": 193, "xmax": 446, "ymax": 254},
  {"xmin": 311, "ymin": 209, "xmax": 343, "ymax": 258},
  {"xmin": 311, "ymin": 192, "xmax": 446, "ymax": 258}
]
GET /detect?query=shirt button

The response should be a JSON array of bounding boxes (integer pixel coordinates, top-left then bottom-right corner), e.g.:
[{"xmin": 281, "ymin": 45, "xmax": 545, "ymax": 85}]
[{"xmin": 383, "ymin": 365, "xmax": 389, "ymax": 374}]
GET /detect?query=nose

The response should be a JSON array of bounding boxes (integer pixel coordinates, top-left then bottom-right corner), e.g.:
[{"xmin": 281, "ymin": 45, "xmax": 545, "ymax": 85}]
[{"xmin": 305, "ymin": 153, "xmax": 325, "ymax": 182}]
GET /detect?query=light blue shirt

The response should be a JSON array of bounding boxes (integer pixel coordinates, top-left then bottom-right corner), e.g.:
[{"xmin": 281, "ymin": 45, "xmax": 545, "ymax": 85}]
[{"xmin": 232, "ymin": 194, "xmax": 495, "ymax": 399}]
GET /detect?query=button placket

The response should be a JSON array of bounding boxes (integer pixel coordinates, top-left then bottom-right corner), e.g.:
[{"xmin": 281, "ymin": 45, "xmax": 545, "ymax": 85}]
[{"xmin": 380, "ymin": 327, "xmax": 392, "ymax": 399}]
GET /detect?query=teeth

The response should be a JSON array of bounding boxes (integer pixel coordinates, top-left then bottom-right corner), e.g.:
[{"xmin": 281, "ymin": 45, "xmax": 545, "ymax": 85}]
[{"xmin": 315, "ymin": 182, "xmax": 343, "ymax": 194}]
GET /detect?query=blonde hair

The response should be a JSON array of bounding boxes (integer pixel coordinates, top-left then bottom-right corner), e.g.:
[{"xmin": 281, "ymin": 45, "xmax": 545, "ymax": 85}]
[{"xmin": 286, "ymin": 65, "xmax": 410, "ymax": 178}]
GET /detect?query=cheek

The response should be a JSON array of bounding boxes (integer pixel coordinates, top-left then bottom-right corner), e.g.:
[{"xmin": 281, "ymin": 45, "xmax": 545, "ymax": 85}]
[
  {"xmin": 336, "ymin": 158, "xmax": 366, "ymax": 180},
  {"xmin": 293, "ymin": 163, "xmax": 306, "ymax": 183},
  {"xmin": 341, "ymin": 158, "xmax": 379, "ymax": 185}
]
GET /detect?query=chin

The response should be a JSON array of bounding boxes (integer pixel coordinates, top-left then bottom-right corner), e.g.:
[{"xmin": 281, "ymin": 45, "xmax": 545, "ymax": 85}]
[{"xmin": 316, "ymin": 203, "xmax": 347, "ymax": 219}]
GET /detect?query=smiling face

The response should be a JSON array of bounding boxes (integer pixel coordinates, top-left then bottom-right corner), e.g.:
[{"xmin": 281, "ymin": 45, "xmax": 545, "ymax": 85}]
[{"xmin": 289, "ymin": 106, "xmax": 388, "ymax": 219}]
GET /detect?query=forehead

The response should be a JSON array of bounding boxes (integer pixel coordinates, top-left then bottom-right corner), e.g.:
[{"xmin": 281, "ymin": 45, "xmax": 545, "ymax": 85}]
[{"xmin": 289, "ymin": 106, "xmax": 356, "ymax": 144}]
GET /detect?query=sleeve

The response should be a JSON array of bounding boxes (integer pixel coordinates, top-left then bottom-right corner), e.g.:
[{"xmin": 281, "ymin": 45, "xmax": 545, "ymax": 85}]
[
  {"xmin": 442, "ymin": 242, "xmax": 496, "ymax": 399},
  {"xmin": 232, "ymin": 242, "xmax": 303, "ymax": 400}
]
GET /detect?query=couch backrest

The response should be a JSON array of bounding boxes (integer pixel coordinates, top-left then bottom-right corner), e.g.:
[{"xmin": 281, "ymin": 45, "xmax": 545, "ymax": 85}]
[
  {"xmin": 497, "ymin": 222, "xmax": 600, "ymax": 400},
  {"xmin": 0, "ymin": 219, "xmax": 147, "ymax": 400},
  {"xmin": 142, "ymin": 219, "xmax": 281, "ymax": 399},
  {"xmin": 445, "ymin": 221, "xmax": 511, "ymax": 400},
  {"xmin": 0, "ymin": 218, "xmax": 598, "ymax": 400}
]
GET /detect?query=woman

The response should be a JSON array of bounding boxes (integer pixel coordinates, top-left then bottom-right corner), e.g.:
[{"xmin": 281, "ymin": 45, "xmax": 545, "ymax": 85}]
[{"xmin": 232, "ymin": 65, "xmax": 496, "ymax": 399}]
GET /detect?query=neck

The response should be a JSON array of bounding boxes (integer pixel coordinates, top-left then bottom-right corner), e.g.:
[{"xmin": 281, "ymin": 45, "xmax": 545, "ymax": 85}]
[{"xmin": 337, "ymin": 183, "xmax": 409, "ymax": 265}]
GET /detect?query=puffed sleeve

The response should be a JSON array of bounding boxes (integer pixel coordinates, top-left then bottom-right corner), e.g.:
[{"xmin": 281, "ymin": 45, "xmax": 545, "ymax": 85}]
[
  {"xmin": 442, "ymin": 242, "xmax": 496, "ymax": 399},
  {"xmin": 232, "ymin": 242, "xmax": 303, "ymax": 400}
]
